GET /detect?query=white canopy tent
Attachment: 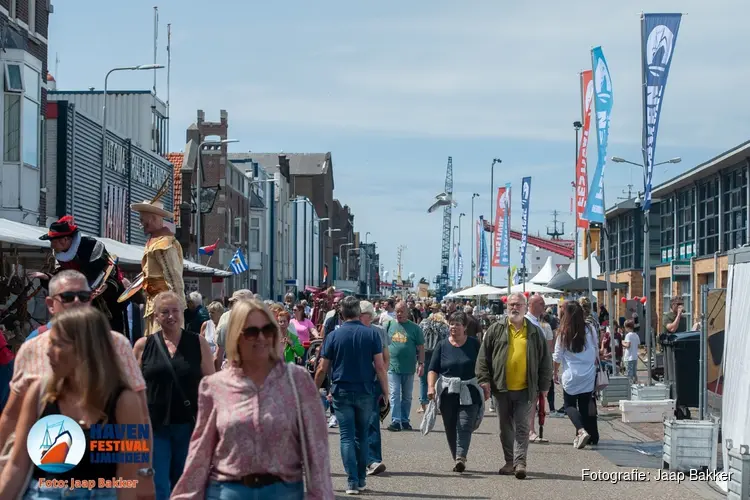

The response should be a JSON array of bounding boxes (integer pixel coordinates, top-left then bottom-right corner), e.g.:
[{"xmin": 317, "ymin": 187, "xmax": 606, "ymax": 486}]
[
  {"xmin": 570, "ymin": 251, "xmax": 601, "ymax": 279},
  {"xmin": 529, "ymin": 256, "xmax": 557, "ymax": 284},
  {"xmin": 451, "ymin": 283, "xmax": 507, "ymax": 297},
  {"xmin": 498, "ymin": 283, "xmax": 563, "ymax": 295},
  {"xmin": 0, "ymin": 218, "xmax": 230, "ymax": 277}
]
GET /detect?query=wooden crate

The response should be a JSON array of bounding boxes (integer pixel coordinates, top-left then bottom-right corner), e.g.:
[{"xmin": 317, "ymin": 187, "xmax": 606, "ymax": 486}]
[{"xmin": 663, "ymin": 419, "xmax": 719, "ymax": 472}]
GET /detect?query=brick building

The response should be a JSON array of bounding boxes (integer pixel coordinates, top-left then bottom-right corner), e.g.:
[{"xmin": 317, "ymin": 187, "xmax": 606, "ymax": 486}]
[
  {"xmin": 330, "ymin": 199, "xmax": 355, "ymax": 279},
  {"xmin": 0, "ymin": 0, "xmax": 51, "ymax": 223}
]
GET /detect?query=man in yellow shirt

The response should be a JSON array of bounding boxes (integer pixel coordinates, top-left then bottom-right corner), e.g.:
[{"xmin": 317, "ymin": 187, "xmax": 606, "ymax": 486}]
[{"xmin": 475, "ymin": 292, "xmax": 552, "ymax": 480}]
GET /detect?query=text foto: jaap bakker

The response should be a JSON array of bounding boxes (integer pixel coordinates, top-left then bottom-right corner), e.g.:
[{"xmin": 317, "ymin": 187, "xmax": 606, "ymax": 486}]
[
  {"xmin": 38, "ymin": 478, "xmax": 139, "ymax": 490},
  {"xmin": 582, "ymin": 468, "xmax": 732, "ymax": 483}
]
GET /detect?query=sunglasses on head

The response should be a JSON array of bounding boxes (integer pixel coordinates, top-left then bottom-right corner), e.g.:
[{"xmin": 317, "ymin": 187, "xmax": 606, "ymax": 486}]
[
  {"xmin": 55, "ymin": 291, "xmax": 92, "ymax": 304},
  {"xmin": 242, "ymin": 324, "xmax": 277, "ymax": 339}
]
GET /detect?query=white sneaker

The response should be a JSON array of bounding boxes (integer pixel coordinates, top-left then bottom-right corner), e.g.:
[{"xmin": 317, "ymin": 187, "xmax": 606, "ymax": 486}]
[
  {"xmin": 576, "ymin": 430, "xmax": 590, "ymax": 449},
  {"xmin": 345, "ymin": 488, "xmax": 359, "ymax": 495},
  {"xmin": 367, "ymin": 462, "xmax": 386, "ymax": 475},
  {"xmin": 328, "ymin": 415, "xmax": 338, "ymax": 428}
]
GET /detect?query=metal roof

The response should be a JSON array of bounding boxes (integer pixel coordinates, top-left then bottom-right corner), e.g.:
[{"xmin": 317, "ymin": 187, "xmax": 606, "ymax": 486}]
[{"xmin": 228, "ymin": 152, "xmax": 330, "ymax": 176}]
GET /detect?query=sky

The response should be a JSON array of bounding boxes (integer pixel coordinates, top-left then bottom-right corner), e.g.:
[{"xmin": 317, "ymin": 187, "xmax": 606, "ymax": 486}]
[{"xmin": 49, "ymin": 1, "xmax": 750, "ymax": 287}]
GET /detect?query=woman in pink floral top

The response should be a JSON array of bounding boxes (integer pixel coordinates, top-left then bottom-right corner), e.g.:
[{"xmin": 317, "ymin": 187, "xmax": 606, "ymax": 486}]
[{"xmin": 171, "ymin": 298, "xmax": 334, "ymax": 500}]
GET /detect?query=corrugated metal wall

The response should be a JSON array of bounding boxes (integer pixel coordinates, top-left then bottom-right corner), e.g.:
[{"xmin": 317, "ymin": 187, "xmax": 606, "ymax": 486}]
[{"xmin": 57, "ymin": 102, "xmax": 173, "ymax": 246}]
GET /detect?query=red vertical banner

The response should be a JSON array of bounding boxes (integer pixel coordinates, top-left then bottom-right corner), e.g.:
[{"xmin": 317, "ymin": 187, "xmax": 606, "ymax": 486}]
[
  {"xmin": 576, "ymin": 69, "xmax": 593, "ymax": 230},
  {"xmin": 492, "ymin": 186, "xmax": 506, "ymax": 267}
]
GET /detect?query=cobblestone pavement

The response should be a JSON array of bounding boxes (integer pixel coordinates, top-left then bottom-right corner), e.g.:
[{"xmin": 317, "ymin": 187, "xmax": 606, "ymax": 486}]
[{"xmin": 327, "ymin": 383, "xmax": 725, "ymax": 500}]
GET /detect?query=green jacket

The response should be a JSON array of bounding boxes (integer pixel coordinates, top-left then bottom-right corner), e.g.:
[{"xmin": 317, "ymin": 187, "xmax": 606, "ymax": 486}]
[
  {"xmin": 475, "ymin": 316, "xmax": 553, "ymax": 396},
  {"xmin": 283, "ymin": 331, "xmax": 304, "ymax": 363}
]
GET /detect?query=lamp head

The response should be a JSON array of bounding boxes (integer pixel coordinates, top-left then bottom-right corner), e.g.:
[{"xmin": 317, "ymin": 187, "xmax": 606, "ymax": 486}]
[
  {"xmin": 611, "ymin": 156, "xmax": 625, "ymax": 163},
  {"xmin": 668, "ymin": 157, "xmax": 682, "ymax": 164},
  {"xmin": 136, "ymin": 64, "xmax": 164, "ymax": 70},
  {"xmin": 573, "ymin": 121, "xmax": 583, "ymax": 129}
]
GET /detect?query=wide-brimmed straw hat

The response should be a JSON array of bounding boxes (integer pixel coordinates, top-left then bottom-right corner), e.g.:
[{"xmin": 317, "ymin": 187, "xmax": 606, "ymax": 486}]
[{"xmin": 130, "ymin": 200, "xmax": 173, "ymax": 220}]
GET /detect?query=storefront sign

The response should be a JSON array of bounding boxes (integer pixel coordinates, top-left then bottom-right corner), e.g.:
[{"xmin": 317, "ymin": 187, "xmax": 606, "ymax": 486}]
[{"xmin": 671, "ymin": 259, "xmax": 691, "ymax": 278}]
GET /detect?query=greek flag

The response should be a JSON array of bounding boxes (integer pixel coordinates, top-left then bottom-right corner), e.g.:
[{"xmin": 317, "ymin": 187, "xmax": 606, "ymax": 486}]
[
  {"xmin": 457, "ymin": 246, "xmax": 464, "ymax": 284},
  {"xmin": 230, "ymin": 248, "xmax": 248, "ymax": 274},
  {"xmin": 479, "ymin": 217, "xmax": 489, "ymax": 279}
]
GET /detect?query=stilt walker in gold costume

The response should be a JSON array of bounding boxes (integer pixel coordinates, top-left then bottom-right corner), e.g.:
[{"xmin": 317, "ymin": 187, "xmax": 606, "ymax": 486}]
[{"xmin": 130, "ymin": 181, "xmax": 186, "ymax": 336}]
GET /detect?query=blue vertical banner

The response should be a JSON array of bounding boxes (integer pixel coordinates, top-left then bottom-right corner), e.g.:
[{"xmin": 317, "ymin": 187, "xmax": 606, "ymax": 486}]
[
  {"xmin": 478, "ymin": 216, "xmax": 489, "ymax": 279},
  {"xmin": 499, "ymin": 183, "xmax": 511, "ymax": 266},
  {"xmin": 583, "ymin": 46, "xmax": 613, "ymax": 223},
  {"xmin": 520, "ymin": 177, "xmax": 531, "ymax": 269},
  {"xmin": 457, "ymin": 246, "xmax": 463, "ymax": 284},
  {"xmin": 641, "ymin": 13, "xmax": 682, "ymax": 211}
]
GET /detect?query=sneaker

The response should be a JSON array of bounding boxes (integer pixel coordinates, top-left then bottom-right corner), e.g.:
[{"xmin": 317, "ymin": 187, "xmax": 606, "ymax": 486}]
[
  {"xmin": 515, "ymin": 464, "xmax": 527, "ymax": 479},
  {"xmin": 367, "ymin": 462, "xmax": 386, "ymax": 476},
  {"xmin": 576, "ymin": 430, "xmax": 590, "ymax": 449},
  {"xmin": 387, "ymin": 422, "xmax": 401, "ymax": 432},
  {"xmin": 345, "ymin": 486, "xmax": 359, "ymax": 495},
  {"xmin": 401, "ymin": 422, "xmax": 413, "ymax": 431},
  {"xmin": 498, "ymin": 462, "xmax": 514, "ymax": 475},
  {"xmin": 328, "ymin": 415, "xmax": 338, "ymax": 428},
  {"xmin": 358, "ymin": 485, "xmax": 367, "ymax": 492},
  {"xmin": 453, "ymin": 458, "xmax": 466, "ymax": 473}
]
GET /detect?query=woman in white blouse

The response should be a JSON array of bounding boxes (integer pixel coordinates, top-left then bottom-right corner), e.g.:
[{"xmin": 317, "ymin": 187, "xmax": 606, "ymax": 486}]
[{"xmin": 552, "ymin": 300, "xmax": 599, "ymax": 449}]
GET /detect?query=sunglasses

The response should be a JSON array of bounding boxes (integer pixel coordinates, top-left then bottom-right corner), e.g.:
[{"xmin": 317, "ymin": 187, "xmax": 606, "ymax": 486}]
[
  {"xmin": 54, "ymin": 291, "xmax": 92, "ymax": 304},
  {"xmin": 242, "ymin": 324, "xmax": 277, "ymax": 339}
]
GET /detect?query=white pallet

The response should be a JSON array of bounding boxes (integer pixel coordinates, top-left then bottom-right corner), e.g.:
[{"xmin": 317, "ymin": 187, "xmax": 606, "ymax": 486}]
[
  {"xmin": 619, "ymin": 399, "xmax": 675, "ymax": 423},
  {"xmin": 631, "ymin": 383, "xmax": 670, "ymax": 401},
  {"xmin": 663, "ymin": 419, "xmax": 719, "ymax": 472}
]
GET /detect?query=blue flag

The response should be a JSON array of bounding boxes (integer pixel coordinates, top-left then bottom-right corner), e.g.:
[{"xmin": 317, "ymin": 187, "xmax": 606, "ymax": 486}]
[
  {"xmin": 520, "ymin": 177, "xmax": 531, "ymax": 269},
  {"xmin": 583, "ymin": 46, "xmax": 613, "ymax": 224},
  {"xmin": 479, "ymin": 216, "xmax": 488, "ymax": 279},
  {"xmin": 642, "ymin": 13, "xmax": 682, "ymax": 211},
  {"xmin": 230, "ymin": 248, "xmax": 248, "ymax": 275}
]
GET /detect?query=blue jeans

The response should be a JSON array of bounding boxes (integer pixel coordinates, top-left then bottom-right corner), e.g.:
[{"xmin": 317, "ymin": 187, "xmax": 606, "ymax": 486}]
[
  {"xmin": 332, "ymin": 390, "xmax": 373, "ymax": 490},
  {"xmin": 24, "ymin": 480, "xmax": 116, "ymax": 499},
  {"xmin": 153, "ymin": 423, "xmax": 194, "ymax": 500},
  {"xmin": 419, "ymin": 371, "xmax": 428, "ymax": 405},
  {"xmin": 206, "ymin": 480, "xmax": 304, "ymax": 500},
  {"xmin": 626, "ymin": 360, "xmax": 638, "ymax": 382},
  {"xmin": 388, "ymin": 372, "xmax": 414, "ymax": 425},
  {"xmin": 368, "ymin": 386, "xmax": 383, "ymax": 465}
]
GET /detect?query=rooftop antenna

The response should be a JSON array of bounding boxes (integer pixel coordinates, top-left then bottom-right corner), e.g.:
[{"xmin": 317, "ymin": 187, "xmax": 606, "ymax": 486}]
[
  {"xmin": 618, "ymin": 184, "xmax": 634, "ymax": 200},
  {"xmin": 546, "ymin": 210, "xmax": 565, "ymax": 240},
  {"xmin": 54, "ymin": 52, "xmax": 59, "ymax": 81},
  {"xmin": 153, "ymin": 6, "xmax": 158, "ymax": 136},
  {"xmin": 166, "ymin": 22, "xmax": 171, "ymax": 154}
]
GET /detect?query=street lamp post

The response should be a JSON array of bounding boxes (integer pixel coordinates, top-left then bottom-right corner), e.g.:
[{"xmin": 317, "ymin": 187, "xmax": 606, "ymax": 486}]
[
  {"xmin": 458, "ymin": 213, "xmax": 465, "ymax": 287},
  {"xmin": 196, "ymin": 139, "xmax": 239, "ymax": 253},
  {"xmin": 311, "ymin": 217, "xmax": 330, "ymax": 287},
  {"xmin": 365, "ymin": 232, "xmax": 372, "ymax": 298},
  {"xmin": 100, "ymin": 64, "xmax": 164, "ymax": 235},
  {"xmin": 339, "ymin": 242, "xmax": 353, "ymax": 280},
  {"xmin": 246, "ymin": 177, "xmax": 274, "ymax": 290},
  {"xmin": 489, "ymin": 159, "xmax": 501, "ymax": 285},
  {"xmin": 470, "ymin": 194, "xmax": 479, "ymax": 285},
  {"xmin": 573, "ymin": 121, "xmax": 582, "ymax": 278},
  {"xmin": 611, "ymin": 155, "xmax": 682, "ymax": 385},
  {"xmin": 452, "ymin": 225, "xmax": 459, "ymax": 288}
]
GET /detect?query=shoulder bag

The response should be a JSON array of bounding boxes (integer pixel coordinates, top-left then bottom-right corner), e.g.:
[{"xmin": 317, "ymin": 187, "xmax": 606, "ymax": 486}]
[
  {"xmin": 287, "ymin": 364, "xmax": 312, "ymax": 492},
  {"xmin": 153, "ymin": 331, "xmax": 196, "ymax": 425}
]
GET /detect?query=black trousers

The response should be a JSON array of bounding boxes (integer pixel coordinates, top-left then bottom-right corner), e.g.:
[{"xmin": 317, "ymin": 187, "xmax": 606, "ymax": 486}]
[{"xmin": 562, "ymin": 390, "xmax": 599, "ymax": 445}]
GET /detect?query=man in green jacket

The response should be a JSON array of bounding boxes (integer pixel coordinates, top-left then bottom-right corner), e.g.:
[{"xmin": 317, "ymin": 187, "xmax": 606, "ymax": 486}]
[{"xmin": 475, "ymin": 292, "xmax": 552, "ymax": 480}]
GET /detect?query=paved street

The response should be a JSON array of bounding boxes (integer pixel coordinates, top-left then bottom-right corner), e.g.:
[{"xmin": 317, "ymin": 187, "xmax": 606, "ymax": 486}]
[{"xmin": 327, "ymin": 383, "xmax": 724, "ymax": 499}]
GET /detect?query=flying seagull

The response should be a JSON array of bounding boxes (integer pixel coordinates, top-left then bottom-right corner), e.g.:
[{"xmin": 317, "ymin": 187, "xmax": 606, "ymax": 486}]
[{"xmin": 427, "ymin": 192, "xmax": 458, "ymax": 213}]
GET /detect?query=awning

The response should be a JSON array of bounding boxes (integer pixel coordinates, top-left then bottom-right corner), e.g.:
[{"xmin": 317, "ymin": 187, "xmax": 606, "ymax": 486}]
[{"xmin": 0, "ymin": 218, "xmax": 230, "ymax": 277}]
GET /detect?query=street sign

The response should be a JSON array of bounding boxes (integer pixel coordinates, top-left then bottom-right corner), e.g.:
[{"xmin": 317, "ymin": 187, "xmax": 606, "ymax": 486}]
[
  {"xmin": 284, "ymin": 279, "xmax": 298, "ymax": 287},
  {"xmin": 671, "ymin": 260, "xmax": 691, "ymax": 278}
]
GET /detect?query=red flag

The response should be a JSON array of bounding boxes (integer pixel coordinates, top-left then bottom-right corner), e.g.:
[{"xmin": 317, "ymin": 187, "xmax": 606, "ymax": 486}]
[{"xmin": 576, "ymin": 70, "xmax": 593, "ymax": 230}]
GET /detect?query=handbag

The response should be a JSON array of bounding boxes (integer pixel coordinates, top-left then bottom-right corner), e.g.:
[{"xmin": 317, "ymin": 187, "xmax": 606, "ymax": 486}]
[
  {"xmin": 287, "ymin": 364, "xmax": 312, "ymax": 492},
  {"xmin": 153, "ymin": 331, "xmax": 196, "ymax": 425},
  {"xmin": 0, "ymin": 375, "xmax": 49, "ymax": 499},
  {"xmin": 596, "ymin": 365, "xmax": 610, "ymax": 391}
]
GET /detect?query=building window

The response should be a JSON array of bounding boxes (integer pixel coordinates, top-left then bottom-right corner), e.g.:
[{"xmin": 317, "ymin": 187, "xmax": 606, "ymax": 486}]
[
  {"xmin": 250, "ymin": 217, "xmax": 260, "ymax": 252},
  {"xmin": 607, "ymin": 218, "xmax": 618, "ymax": 271},
  {"xmin": 233, "ymin": 217, "xmax": 241, "ymax": 244},
  {"xmin": 28, "ymin": 0, "xmax": 35, "ymax": 33},
  {"xmin": 723, "ymin": 167, "xmax": 748, "ymax": 251},
  {"xmin": 661, "ymin": 278, "xmax": 671, "ymax": 314},
  {"xmin": 22, "ymin": 65, "xmax": 39, "ymax": 168},
  {"xmin": 3, "ymin": 94, "xmax": 20, "ymax": 162},
  {"xmin": 676, "ymin": 188, "xmax": 695, "ymax": 258},
  {"xmin": 4, "ymin": 63, "xmax": 23, "ymax": 92},
  {"xmin": 619, "ymin": 213, "xmax": 634, "ymax": 269},
  {"xmin": 660, "ymin": 196, "xmax": 675, "ymax": 261},
  {"xmin": 698, "ymin": 177, "xmax": 719, "ymax": 256}
]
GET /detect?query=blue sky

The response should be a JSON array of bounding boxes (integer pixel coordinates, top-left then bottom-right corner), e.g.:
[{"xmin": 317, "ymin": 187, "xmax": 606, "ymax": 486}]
[{"xmin": 49, "ymin": 1, "xmax": 750, "ymax": 287}]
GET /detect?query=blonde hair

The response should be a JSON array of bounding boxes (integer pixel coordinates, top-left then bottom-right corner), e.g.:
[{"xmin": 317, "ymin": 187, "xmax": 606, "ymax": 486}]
[
  {"xmin": 154, "ymin": 290, "xmax": 182, "ymax": 310},
  {"xmin": 45, "ymin": 307, "xmax": 127, "ymax": 423},
  {"xmin": 225, "ymin": 298, "xmax": 281, "ymax": 364},
  {"xmin": 431, "ymin": 312, "xmax": 447, "ymax": 324},
  {"xmin": 207, "ymin": 301, "xmax": 225, "ymax": 315}
]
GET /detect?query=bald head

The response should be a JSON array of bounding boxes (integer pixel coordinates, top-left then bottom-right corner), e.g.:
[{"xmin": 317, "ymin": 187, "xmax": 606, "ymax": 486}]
[{"xmin": 528, "ymin": 294, "xmax": 545, "ymax": 318}]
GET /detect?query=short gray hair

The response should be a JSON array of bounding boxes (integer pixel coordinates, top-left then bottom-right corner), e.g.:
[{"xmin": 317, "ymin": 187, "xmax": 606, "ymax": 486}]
[
  {"xmin": 189, "ymin": 291, "xmax": 203, "ymax": 305},
  {"xmin": 359, "ymin": 300, "xmax": 375, "ymax": 316},
  {"xmin": 340, "ymin": 296, "xmax": 361, "ymax": 320},
  {"xmin": 49, "ymin": 270, "xmax": 89, "ymax": 296},
  {"xmin": 508, "ymin": 292, "xmax": 527, "ymax": 305}
]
